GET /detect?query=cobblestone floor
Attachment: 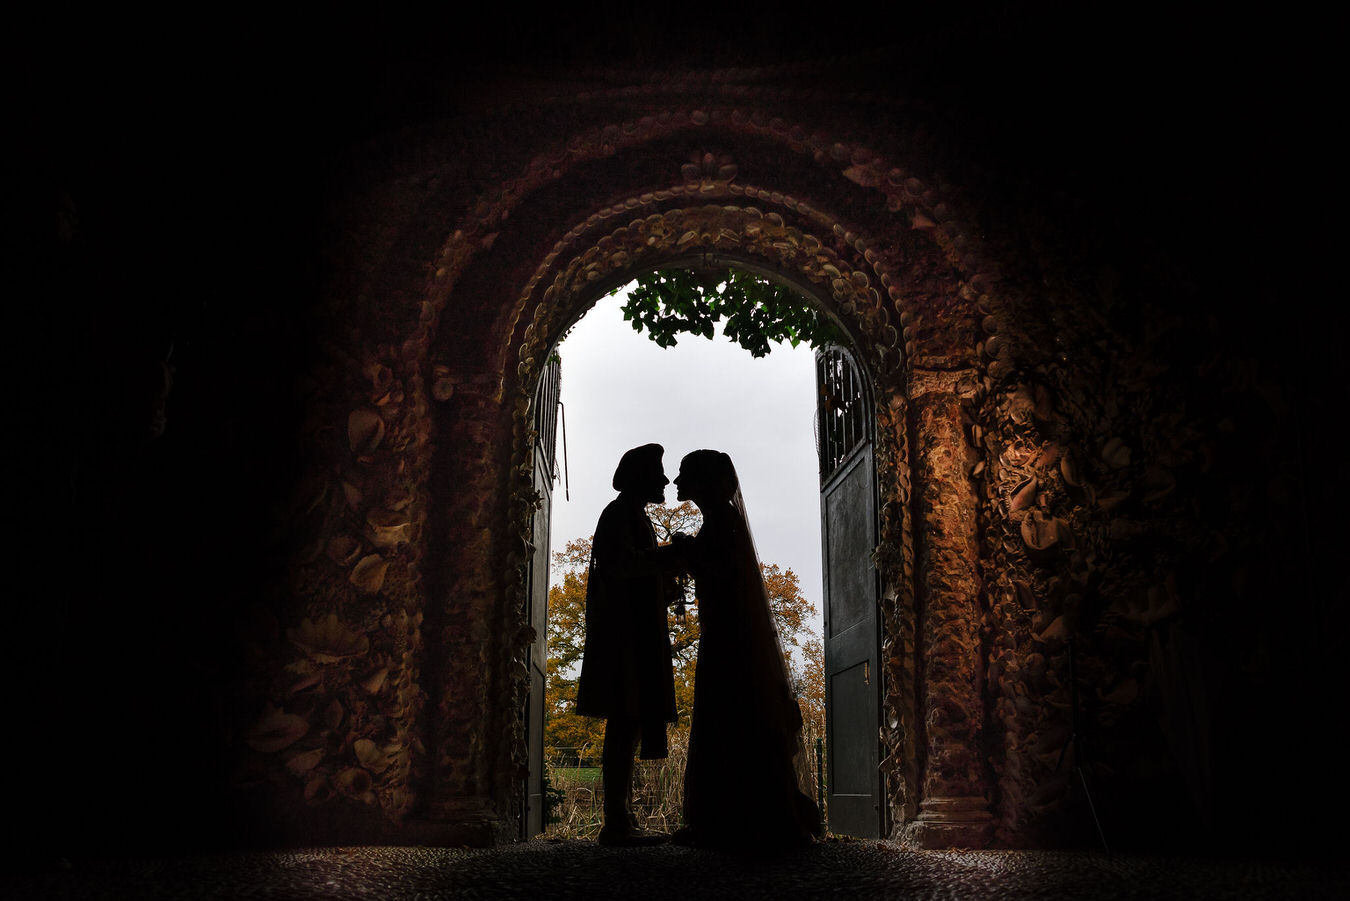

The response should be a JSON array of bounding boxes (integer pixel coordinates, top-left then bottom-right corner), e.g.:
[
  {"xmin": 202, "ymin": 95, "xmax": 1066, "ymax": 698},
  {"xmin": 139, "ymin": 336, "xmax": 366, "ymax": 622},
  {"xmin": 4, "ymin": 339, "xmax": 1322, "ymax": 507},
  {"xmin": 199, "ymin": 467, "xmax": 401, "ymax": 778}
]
[{"xmin": 4, "ymin": 840, "xmax": 1346, "ymax": 900}]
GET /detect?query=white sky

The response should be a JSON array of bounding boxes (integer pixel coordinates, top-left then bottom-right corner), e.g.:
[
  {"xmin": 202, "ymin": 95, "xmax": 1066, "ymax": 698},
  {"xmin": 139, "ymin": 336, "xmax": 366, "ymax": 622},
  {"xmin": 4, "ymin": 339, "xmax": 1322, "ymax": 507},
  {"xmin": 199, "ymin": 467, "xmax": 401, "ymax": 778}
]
[{"xmin": 546, "ymin": 284, "xmax": 825, "ymax": 635}]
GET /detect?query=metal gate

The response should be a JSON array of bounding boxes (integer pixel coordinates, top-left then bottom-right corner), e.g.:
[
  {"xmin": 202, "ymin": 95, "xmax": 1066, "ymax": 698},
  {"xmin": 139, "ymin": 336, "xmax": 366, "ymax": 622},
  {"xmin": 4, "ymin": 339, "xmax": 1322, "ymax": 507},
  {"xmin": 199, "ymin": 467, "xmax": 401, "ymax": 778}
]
[{"xmin": 816, "ymin": 345, "xmax": 884, "ymax": 838}]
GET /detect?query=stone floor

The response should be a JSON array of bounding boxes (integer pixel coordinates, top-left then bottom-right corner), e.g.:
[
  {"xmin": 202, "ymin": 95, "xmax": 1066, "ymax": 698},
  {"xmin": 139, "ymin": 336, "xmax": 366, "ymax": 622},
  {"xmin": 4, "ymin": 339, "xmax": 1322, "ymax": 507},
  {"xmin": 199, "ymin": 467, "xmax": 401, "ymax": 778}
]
[{"xmin": 4, "ymin": 840, "xmax": 1347, "ymax": 901}]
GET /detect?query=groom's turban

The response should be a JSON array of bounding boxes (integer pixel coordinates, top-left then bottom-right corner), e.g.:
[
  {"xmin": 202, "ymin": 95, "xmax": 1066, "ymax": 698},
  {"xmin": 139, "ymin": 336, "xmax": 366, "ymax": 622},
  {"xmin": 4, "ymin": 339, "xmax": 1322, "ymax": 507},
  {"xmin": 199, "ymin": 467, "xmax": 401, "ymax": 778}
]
[{"xmin": 612, "ymin": 443, "xmax": 665, "ymax": 492}]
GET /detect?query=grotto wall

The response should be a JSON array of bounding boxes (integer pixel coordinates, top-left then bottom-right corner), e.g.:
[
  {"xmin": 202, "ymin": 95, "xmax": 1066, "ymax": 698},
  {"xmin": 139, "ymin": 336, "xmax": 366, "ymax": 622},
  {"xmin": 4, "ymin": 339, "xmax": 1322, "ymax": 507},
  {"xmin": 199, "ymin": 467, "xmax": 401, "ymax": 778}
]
[
  {"xmin": 245, "ymin": 56, "xmax": 1337, "ymax": 853},
  {"xmin": 18, "ymin": 6, "xmax": 1340, "ymax": 861},
  {"xmin": 253, "ymin": 67, "xmax": 983, "ymax": 845}
]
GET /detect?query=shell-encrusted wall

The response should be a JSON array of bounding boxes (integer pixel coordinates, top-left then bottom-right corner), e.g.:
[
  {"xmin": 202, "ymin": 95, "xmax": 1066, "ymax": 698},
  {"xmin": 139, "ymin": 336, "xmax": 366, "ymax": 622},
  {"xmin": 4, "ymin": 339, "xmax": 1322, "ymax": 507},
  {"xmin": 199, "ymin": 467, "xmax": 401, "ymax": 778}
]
[
  {"xmin": 228, "ymin": 317, "xmax": 436, "ymax": 839},
  {"xmin": 35, "ymin": 11, "xmax": 1334, "ymax": 862},
  {"xmin": 232, "ymin": 65, "xmax": 1043, "ymax": 845},
  {"xmin": 965, "ymin": 232, "xmax": 1299, "ymax": 846},
  {"xmin": 220, "ymin": 56, "xmax": 1319, "ymax": 853}
]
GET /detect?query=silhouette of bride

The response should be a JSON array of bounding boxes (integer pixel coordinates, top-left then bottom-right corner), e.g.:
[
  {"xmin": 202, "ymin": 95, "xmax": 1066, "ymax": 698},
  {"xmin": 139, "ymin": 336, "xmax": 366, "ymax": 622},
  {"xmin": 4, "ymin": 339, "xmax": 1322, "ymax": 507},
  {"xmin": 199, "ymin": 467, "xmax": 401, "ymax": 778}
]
[{"xmin": 669, "ymin": 449, "xmax": 823, "ymax": 850}]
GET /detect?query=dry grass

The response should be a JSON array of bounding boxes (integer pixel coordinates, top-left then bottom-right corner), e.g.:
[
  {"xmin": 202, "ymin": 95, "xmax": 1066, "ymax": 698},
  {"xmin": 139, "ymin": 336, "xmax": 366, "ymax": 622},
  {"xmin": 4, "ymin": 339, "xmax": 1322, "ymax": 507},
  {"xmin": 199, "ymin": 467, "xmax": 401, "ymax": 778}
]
[
  {"xmin": 543, "ymin": 732, "xmax": 689, "ymax": 839},
  {"xmin": 543, "ymin": 731, "xmax": 825, "ymax": 839}
]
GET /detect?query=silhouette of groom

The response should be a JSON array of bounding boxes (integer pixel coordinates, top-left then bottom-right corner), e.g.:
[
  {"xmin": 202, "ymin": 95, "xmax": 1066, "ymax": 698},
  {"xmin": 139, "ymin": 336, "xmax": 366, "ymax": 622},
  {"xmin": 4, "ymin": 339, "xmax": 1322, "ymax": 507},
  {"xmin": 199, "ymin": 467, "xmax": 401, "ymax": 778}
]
[{"xmin": 575, "ymin": 443, "xmax": 680, "ymax": 846}]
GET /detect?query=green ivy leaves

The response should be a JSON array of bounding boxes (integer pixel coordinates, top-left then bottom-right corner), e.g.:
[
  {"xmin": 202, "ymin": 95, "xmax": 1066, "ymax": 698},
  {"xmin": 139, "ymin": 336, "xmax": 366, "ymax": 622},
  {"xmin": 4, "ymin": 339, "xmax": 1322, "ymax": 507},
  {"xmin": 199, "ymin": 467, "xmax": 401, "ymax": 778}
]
[{"xmin": 615, "ymin": 269, "xmax": 844, "ymax": 358}]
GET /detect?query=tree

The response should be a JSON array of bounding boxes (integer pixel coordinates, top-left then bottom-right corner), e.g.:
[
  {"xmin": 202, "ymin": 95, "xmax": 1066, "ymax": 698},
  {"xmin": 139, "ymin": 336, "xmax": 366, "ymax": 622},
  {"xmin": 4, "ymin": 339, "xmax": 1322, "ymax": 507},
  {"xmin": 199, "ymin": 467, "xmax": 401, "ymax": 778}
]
[
  {"xmin": 616, "ymin": 268, "xmax": 845, "ymax": 358},
  {"xmin": 646, "ymin": 500, "xmax": 703, "ymax": 543},
  {"xmin": 797, "ymin": 637, "xmax": 826, "ymax": 747},
  {"xmin": 762, "ymin": 563, "xmax": 815, "ymax": 660},
  {"xmin": 544, "ymin": 561, "xmax": 605, "ymax": 761}
]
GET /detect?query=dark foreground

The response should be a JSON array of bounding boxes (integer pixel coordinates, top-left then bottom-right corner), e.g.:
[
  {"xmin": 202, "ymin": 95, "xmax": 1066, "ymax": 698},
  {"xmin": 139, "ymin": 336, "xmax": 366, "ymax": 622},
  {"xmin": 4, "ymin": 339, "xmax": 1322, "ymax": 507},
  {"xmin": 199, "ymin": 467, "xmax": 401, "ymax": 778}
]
[{"xmin": 4, "ymin": 840, "xmax": 1346, "ymax": 900}]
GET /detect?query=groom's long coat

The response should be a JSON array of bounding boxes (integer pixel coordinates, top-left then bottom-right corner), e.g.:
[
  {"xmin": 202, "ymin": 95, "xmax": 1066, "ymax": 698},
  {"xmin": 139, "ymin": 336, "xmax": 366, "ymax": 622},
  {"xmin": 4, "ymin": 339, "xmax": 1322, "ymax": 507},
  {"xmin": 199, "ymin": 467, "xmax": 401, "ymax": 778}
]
[{"xmin": 574, "ymin": 494, "xmax": 678, "ymax": 754}]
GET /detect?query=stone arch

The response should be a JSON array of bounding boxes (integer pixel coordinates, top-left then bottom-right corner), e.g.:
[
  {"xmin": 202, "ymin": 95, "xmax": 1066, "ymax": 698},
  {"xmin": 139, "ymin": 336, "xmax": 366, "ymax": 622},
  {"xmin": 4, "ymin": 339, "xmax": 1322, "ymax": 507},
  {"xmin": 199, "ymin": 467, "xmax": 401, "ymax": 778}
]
[
  {"xmin": 262, "ymin": 85, "xmax": 1011, "ymax": 847},
  {"xmin": 410, "ymin": 104, "xmax": 1000, "ymax": 841},
  {"xmin": 499, "ymin": 207, "xmax": 915, "ymax": 825},
  {"xmin": 35, "ymin": 17, "xmax": 1336, "ymax": 863}
]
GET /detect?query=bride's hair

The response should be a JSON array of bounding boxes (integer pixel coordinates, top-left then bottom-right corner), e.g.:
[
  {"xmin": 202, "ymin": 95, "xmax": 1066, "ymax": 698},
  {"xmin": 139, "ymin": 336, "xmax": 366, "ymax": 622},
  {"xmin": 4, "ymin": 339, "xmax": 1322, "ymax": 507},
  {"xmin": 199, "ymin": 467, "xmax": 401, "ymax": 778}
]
[
  {"xmin": 679, "ymin": 449, "xmax": 738, "ymax": 503},
  {"xmin": 681, "ymin": 448, "xmax": 762, "ymax": 582}
]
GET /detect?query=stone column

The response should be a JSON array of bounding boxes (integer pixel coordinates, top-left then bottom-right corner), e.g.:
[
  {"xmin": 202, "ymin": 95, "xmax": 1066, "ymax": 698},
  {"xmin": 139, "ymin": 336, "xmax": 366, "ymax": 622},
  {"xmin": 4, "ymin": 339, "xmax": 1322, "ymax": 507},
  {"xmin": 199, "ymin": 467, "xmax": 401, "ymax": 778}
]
[
  {"xmin": 901, "ymin": 373, "xmax": 993, "ymax": 848},
  {"xmin": 415, "ymin": 372, "xmax": 518, "ymax": 845}
]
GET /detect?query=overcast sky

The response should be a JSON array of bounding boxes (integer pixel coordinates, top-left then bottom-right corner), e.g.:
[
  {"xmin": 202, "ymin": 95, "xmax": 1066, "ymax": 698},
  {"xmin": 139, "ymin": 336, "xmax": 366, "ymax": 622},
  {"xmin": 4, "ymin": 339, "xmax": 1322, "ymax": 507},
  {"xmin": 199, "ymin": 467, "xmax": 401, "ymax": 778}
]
[{"xmin": 546, "ymin": 286, "xmax": 825, "ymax": 634}]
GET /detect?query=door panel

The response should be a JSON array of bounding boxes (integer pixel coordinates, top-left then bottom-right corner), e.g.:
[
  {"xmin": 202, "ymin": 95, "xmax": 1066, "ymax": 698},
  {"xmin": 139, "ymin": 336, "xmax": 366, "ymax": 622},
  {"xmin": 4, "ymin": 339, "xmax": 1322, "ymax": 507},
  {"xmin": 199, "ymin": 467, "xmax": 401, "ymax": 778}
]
[
  {"xmin": 817, "ymin": 347, "xmax": 883, "ymax": 839},
  {"xmin": 824, "ymin": 452, "xmax": 875, "ymax": 637},
  {"xmin": 523, "ymin": 357, "xmax": 560, "ymax": 838},
  {"xmin": 828, "ymin": 661, "xmax": 874, "ymax": 795}
]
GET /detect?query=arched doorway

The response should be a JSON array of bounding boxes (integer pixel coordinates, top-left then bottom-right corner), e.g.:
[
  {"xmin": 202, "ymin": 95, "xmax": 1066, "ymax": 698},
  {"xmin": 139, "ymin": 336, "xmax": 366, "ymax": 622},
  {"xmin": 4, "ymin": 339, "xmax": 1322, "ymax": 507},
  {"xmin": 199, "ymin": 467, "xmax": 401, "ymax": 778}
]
[
  {"xmin": 409, "ymin": 122, "xmax": 1000, "ymax": 838},
  {"xmin": 258, "ymin": 83, "xmax": 1003, "ymax": 849},
  {"xmin": 518, "ymin": 268, "xmax": 883, "ymax": 840},
  {"xmin": 486, "ymin": 190, "xmax": 981, "ymax": 843}
]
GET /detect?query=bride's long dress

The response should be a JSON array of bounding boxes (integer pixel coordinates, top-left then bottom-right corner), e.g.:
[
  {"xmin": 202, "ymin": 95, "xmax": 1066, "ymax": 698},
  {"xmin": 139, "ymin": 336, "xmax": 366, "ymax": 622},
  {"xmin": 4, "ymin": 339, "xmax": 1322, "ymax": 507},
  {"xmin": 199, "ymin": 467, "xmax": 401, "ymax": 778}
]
[{"xmin": 681, "ymin": 501, "xmax": 822, "ymax": 849}]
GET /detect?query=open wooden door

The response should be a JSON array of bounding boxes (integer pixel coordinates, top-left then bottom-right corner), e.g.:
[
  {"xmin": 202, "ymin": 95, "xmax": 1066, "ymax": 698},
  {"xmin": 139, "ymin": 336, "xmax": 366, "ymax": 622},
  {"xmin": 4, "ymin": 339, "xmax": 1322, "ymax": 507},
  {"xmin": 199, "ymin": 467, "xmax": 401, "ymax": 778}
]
[
  {"xmin": 523, "ymin": 355, "xmax": 561, "ymax": 838},
  {"xmin": 816, "ymin": 345, "xmax": 884, "ymax": 838}
]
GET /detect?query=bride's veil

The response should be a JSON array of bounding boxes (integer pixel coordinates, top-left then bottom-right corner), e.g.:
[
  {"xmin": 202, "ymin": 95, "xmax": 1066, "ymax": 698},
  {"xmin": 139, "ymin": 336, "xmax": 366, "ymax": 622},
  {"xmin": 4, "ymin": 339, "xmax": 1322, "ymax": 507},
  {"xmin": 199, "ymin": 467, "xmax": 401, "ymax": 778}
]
[{"xmin": 720, "ymin": 456, "xmax": 818, "ymax": 800}]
